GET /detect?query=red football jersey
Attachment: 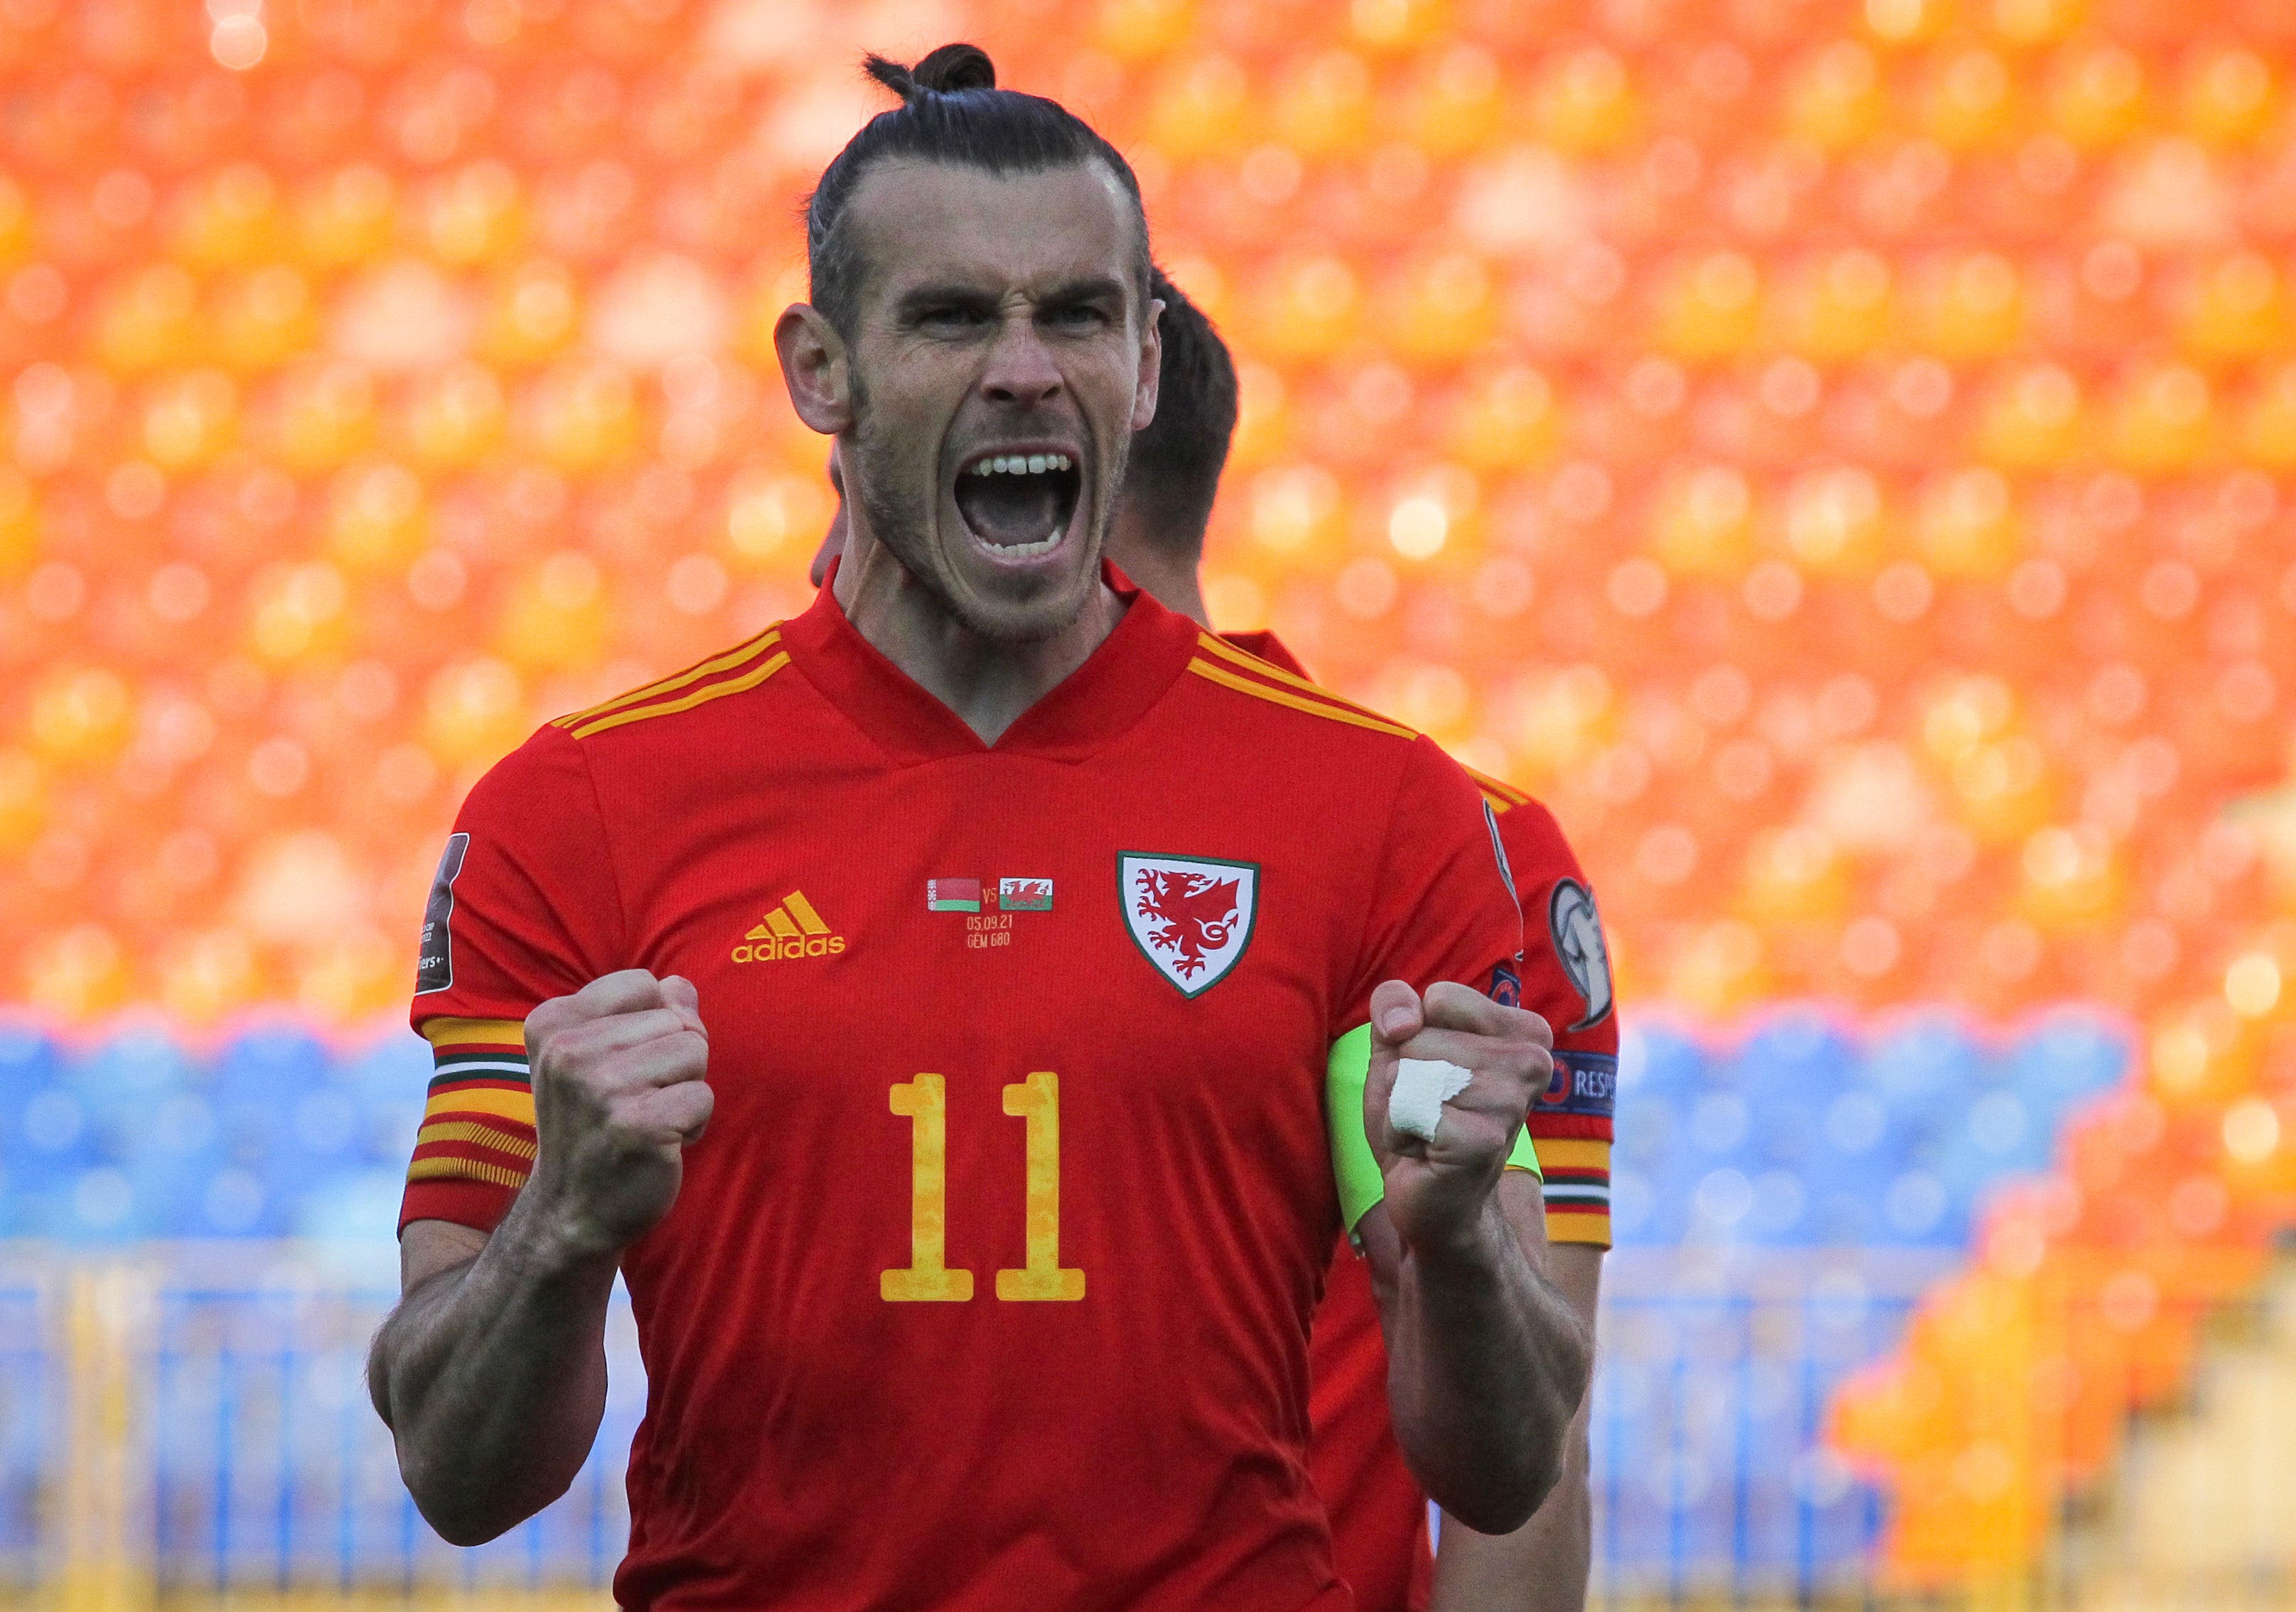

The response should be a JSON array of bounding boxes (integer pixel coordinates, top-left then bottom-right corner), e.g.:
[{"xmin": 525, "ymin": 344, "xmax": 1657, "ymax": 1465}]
[
  {"xmin": 1227, "ymin": 633, "xmax": 1619, "ymax": 1612},
  {"xmin": 401, "ymin": 574, "xmax": 1520, "ymax": 1611}
]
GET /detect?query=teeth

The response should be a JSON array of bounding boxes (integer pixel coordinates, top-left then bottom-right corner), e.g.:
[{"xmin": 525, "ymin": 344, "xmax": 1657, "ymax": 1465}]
[
  {"xmin": 994, "ymin": 525, "xmax": 1066, "ymax": 559},
  {"xmin": 964, "ymin": 452, "xmax": 1073, "ymax": 476}
]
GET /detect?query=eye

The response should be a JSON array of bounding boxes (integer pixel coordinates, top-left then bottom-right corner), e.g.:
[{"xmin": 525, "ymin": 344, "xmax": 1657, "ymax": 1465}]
[
  {"xmin": 918, "ymin": 303, "xmax": 991, "ymax": 333},
  {"xmin": 1046, "ymin": 303, "xmax": 1110, "ymax": 331}
]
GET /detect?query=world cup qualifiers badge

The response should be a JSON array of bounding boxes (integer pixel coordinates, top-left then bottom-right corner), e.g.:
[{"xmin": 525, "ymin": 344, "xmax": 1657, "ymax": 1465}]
[{"xmin": 1547, "ymin": 878, "xmax": 1614, "ymax": 1031}]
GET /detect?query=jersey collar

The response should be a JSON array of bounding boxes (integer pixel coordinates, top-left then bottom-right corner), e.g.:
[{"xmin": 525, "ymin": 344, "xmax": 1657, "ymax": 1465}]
[{"xmin": 781, "ymin": 559, "xmax": 1196, "ymax": 765}]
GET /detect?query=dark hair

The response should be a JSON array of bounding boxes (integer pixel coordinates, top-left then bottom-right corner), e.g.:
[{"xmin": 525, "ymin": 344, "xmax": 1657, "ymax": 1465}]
[
  {"xmin": 804, "ymin": 43, "xmax": 1152, "ymax": 339},
  {"xmin": 1121, "ymin": 266, "xmax": 1238, "ymax": 557}
]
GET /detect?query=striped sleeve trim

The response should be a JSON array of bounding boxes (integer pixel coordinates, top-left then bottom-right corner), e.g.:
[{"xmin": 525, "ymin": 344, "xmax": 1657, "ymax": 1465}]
[
  {"xmin": 409, "ymin": 1020, "xmax": 537, "ymax": 1198},
  {"xmin": 1526, "ymin": 1111, "xmax": 1614, "ymax": 1144},
  {"xmin": 1535, "ymin": 1135, "xmax": 1611, "ymax": 1249},
  {"xmin": 422, "ymin": 1016, "xmax": 525, "ymax": 1049},
  {"xmin": 409, "ymin": 1154, "xmax": 530, "ymax": 1190},
  {"xmin": 1544, "ymin": 1208, "xmax": 1612, "ymax": 1248},
  {"xmin": 416, "ymin": 1119, "xmax": 540, "ymax": 1158},
  {"xmin": 399, "ymin": 1176, "xmax": 519, "ymax": 1236}
]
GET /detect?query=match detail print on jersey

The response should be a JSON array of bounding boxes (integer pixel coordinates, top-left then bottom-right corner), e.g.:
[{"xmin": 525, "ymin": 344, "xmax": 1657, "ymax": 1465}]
[
  {"xmin": 1547, "ymin": 876, "xmax": 1614, "ymax": 1031},
  {"xmin": 414, "ymin": 833, "xmax": 470, "ymax": 995},
  {"xmin": 1119, "ymin": 853, "xmax": 1259, "ymax": 998}
]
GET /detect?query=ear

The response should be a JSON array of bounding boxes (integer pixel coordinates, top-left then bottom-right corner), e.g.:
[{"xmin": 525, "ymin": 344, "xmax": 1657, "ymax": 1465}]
[
  {"xmin": 775, "ymin": 303, "xmax": 854, "ymax": 435},
  {"xmin": 1130, "ymin": 296, "xmax": 1164, "ymax": 433}
]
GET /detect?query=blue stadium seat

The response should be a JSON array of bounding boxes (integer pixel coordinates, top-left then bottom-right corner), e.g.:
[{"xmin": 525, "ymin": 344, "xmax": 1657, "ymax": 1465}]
[
  {"xmin": 0, "ymin": 1020, "xmax": 58, "ymax": 1104},
  {"xmin": 1860, "ymin": 1010, "xmax": 1983, "ymax": 1122},
  {"xmin": 341, "ymin": 1031, "xmax": 431, "ymax": 1168},
  {"xmin": 211, "ymin": 1023, "xmax": 335, "ymax": 1147},
  {"xmin": 1617, "ymin": 1019, "xmax": 1705, "ymax": 1103},
  {"xmin": 2004, "ymin": 1009, "xmax": 2128, "ymax": 1133},
  {"xmin": 70, "ymin": 1019, "xmax": 196, "ymax": 1132}
]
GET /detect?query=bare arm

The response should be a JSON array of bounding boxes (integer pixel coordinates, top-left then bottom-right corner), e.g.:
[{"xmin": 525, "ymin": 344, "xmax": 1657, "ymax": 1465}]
[
  {"xmin": 1360, "ymin": 982, "xmax": 1592, "ymax": 1535},
  {"xmin": 368, "ymin": 1214, "xmax": 616, "ymax": 1544},
  {"xmin": 1431, "ymin": 1242, "xmax": 1603, "ymax": 1611},
  {"xmin": 366, "ymin": 969, "xmax": 713, "ymax": 1546}
]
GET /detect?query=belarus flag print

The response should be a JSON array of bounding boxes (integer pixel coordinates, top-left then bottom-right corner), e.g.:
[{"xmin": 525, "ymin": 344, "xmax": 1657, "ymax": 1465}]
[{"xmin": 926, "ymin": 878, "xmax": 982, "ymax": 913}]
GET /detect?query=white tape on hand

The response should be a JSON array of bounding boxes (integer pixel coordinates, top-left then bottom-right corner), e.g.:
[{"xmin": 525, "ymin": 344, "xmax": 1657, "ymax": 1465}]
[{"xmin": 1388, "ymin": 1058, "xmax": 1474, "ymax": 1142}]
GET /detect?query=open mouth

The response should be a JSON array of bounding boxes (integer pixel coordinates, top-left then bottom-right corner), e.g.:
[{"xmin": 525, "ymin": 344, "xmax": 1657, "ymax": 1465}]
[{"xmin": 953, "ymin": 451, "xmax": 1081, "ymax": 559}]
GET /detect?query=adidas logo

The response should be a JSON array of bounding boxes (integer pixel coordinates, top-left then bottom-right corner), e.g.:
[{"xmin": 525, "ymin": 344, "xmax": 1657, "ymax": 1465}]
[{"xmin": 731, "ymin": 891, "xmax": 847, "ymax": 962}]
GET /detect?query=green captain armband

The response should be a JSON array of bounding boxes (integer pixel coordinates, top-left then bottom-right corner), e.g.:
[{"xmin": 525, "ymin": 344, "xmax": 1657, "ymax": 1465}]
[{"xmin": 1326, "ymin": 1026, "xmax": 1543, "ymax": 1232}]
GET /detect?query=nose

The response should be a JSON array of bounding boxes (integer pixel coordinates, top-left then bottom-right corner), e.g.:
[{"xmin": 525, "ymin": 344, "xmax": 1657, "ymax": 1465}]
[{"xmin": 980, "ymin": 315, "xmax": 1063, "ymax": 412}]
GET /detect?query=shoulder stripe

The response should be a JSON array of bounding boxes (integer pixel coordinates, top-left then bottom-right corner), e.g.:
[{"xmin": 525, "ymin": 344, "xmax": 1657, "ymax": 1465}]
[
  {"xmin": 1186, "ymin": 659, "xmax": 1416, "ymax": 739},
  {"xmin": 570, "ymin": 650, "xmax": 791, "ymax": 741},
  {"xmin": 1194, "ymin": 633, "xmax": 1392, "ymax": 721},
  {"xmin": 552, "ymin": 628, "xmax": 783, "ymax": 730},
  {"xmin": 1463, "ymin": 765, "xmax": 1530, "ymax": 810},
  {"xmin": 422, "ymin": 1017, "xmax": 525, "ymax": 1049}
]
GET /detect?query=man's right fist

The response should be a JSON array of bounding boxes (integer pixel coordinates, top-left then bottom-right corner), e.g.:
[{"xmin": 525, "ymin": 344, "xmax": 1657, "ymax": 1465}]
[{"xmin": 524, "ymin": 969, "xmax": 713, "ymax": 1258}]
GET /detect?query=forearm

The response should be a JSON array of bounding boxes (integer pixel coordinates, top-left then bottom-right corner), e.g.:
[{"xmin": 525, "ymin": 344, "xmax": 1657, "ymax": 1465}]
[
  {"xmin": 1432, "ymin": 1383, "xmax": 1592, "ymax": 1610},
  {"xmin": 1380, "ymin": 1192, "xmax": 1589, "ymax": 1534},
  {"xmin": 368, "ymin": 1197, "xmax": 617, "ymax": 1545},
  {"xmin": 1432, "ymin": 1242, "xmax": 1603, "ymax": 1611}
]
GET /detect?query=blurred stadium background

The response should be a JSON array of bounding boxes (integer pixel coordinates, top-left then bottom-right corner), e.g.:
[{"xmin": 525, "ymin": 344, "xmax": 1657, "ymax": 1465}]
[{"xmin": 2, "ymin": 0, "xmax": 2295, "ymax": 1605}]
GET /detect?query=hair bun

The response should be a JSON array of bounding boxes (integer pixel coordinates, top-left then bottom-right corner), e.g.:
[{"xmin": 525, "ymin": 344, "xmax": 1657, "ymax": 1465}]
[{"xmin": 864, "ymin": 43, "xmax": 996, "ymax": 104}]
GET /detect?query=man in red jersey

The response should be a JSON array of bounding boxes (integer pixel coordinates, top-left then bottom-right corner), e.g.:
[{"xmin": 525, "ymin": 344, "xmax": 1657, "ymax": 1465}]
[
  {"xmin": 367, "ymin": 44, "xmax": 1587, "ymax": 1612},
  {"xmin": 1102, "ymin": 279, "xmax": 1618, "ymax": 1612},
  {"xmin": 815, "ymin": 271, "xmax": 1617, "ymax": 1611}
]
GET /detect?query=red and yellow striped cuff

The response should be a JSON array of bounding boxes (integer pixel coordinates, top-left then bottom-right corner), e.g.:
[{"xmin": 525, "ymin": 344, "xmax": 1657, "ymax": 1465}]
[
  {"xmin": 1533, "ymin": 1137, "xmax": 1611, "ymax": 1250},
  {"xmin": 402, "ymin": 1017, "xmax": 534, "ymax": 1235}
]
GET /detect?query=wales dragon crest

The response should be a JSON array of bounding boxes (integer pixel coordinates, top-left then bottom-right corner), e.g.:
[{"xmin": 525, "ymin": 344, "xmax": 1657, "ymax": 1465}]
[{"xmin": 1118, "ymin": 853, "xmax": 1260, "ymax": 997}]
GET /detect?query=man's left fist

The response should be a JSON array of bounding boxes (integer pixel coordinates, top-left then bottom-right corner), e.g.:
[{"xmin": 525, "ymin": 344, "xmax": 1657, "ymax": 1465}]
[{"xmin": 1363, "ymin": 979, "xmax": 1553, "ymax": 1254}]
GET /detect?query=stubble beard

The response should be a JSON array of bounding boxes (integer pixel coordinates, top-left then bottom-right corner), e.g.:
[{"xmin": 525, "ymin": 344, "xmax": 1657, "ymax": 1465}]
[{"xmin": 846, "ymin": 410, "xmax": 1116, "ymax": 647}]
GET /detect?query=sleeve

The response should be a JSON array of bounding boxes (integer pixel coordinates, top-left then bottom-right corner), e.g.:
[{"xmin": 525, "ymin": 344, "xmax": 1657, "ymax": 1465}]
[
  {"xmin": 1501, "ymin": 799, "xmax": 1619, "ymax": 1250},
  {"xmin": 1326, "ymin": 737, "xmax": 1533, "ymax": 1231},
  {"xmin": 399, "ymin": 724, "xmax": 625, "ymax": 1237}
]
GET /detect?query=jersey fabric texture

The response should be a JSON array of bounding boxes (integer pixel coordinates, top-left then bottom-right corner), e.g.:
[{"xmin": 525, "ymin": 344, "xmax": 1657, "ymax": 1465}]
[
  {"xmin": 1226, "ymin": 630, "xmax": 1619, "ymax": 1612},
  {"xmin": 400, "ymin": 572, "xmax": 1520, "ymax": 1612}
]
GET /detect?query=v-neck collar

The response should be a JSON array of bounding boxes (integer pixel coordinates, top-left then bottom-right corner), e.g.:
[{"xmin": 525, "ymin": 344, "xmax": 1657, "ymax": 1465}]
[{"xmin": 780, "ymin": 561, "xmax": 1197, "ymax": 766}]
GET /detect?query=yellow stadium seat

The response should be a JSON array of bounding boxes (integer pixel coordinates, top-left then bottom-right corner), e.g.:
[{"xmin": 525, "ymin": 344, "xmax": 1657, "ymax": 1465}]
[
  {"xmin": 1274, "ymin": 51, "xmax": 1375, "ymax": 158},
  {"xmin": 2049, "ymin": 43, "xmax": 2149, "ymax": 149},
  {"xmin": 1533, "ymin": 46, "xmax": 1638, "ymax": 156},
  {"xmin": 1923, "ymin": 48, "xmax": 2022, "ymax": 151},
  {"xmin": 171, "ymin": 162, "xmax": 283, "ymax": 270},
  {"xmin": 1784, "ymin": 41, "xmax": 1887, "ymax": 152},
  {"xmin": 2182, "ymin": 48, "xmax": 2278, "ymax": 147}
]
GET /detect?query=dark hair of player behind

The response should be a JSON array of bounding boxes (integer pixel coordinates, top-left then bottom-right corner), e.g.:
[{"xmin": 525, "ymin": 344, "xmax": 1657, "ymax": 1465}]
[
  {"xmin": 1123, "ymin": 267, "xmax": 1238, "ymax": 560},
  {"xmin": 804, "ymin": 43, "xmax": 1152, "ymax": 340}
]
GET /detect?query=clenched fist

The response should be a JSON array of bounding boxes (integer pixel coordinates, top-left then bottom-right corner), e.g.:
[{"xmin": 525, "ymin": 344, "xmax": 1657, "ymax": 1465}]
[
  {"xmin": 524, "ymin": 969, "xmax": 713, "ymax": 1259},
  {"xmin": 1363, "ymin": 979, "xmax": 1553, "ymax": 1257}
]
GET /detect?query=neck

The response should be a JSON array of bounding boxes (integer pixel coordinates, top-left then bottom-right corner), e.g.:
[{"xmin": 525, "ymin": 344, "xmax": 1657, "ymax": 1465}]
[
  {"xmin": 1104, "ymin": 532, "xmax": 1210, "ymax": 628},
  {"xmin": 832, "ymin": 530, "xmax": 1125, "ymax": 746}
]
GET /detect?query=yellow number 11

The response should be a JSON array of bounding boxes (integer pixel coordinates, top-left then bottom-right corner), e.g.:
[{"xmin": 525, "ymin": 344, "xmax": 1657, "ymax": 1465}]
[{"xmin": 881, "ymin": 1072, "xmax": 1085, "ymax": 1304}]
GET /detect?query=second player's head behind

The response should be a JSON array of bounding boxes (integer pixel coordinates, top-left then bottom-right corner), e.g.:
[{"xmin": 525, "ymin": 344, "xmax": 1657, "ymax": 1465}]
[
  {"xmin": 812, "ymin": 269, "xmax": 1240, "ymax": 619},
  {"xmin": 773, "ymin": 43, "xmax": 1163, "ymax": 646}
]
